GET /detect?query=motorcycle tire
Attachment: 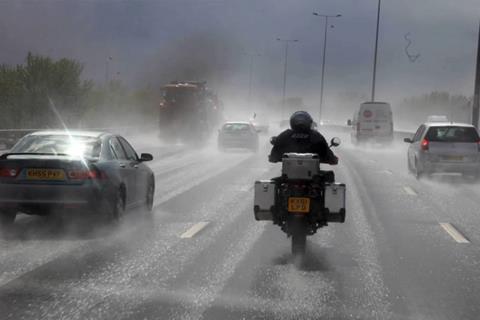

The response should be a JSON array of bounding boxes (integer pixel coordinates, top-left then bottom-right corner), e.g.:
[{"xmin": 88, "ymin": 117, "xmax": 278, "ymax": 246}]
[{"xmin": 291, "ymin": 232, "xmax": 307, "ymax": 257}]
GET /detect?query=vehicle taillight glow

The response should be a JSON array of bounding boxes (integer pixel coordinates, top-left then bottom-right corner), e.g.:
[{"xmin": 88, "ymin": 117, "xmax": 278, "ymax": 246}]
[
  {"xmin": 421, "ymin": 138, "xmax": 429, "ymax": 151},
  {"xmin": 68, "ymin": 169, "xmax": 106, "ymax": 180},
  {"xmin": 0, "ymin": 167, "xmax": 19, "ymax": 177}
]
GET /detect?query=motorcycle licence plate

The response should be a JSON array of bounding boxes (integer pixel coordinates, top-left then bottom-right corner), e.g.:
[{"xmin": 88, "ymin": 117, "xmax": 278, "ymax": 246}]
[{"xmin": 288, "ymin": 197, "xmax": 310, "ymax": 213}]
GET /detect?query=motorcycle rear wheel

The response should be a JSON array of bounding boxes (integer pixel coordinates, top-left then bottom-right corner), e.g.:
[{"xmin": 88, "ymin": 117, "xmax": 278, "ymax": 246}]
[{"xmin": 291, "ymin": 232, "xmax": 307, "ymax": 256}]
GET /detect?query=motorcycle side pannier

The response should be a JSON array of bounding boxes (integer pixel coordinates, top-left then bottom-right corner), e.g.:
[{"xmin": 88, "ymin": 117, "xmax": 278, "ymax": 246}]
[
  {"xmin": 281, "ymin": 153, "xmax": 320, "ymax": 180},
  {"xmin": 324, "ymin": 183, "xmax": 346, "ymax": 223},
  {"xmin": 253, "ymin": 180, "xmax": 275, "ymax": 220}
]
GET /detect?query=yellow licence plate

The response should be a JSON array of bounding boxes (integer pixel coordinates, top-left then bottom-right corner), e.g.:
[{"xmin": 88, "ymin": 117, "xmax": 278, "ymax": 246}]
[
  {"xmin": 26, "ymin": 168, "xmax": 65, "ymax": 180},
  {"xmin": 288, "ymin": 197, "xmax": 310, "ymax": 213}
]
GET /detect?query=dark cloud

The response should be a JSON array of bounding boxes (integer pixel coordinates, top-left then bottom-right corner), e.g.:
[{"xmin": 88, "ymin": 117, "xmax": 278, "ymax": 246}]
[{"xmin": 0, "ymin": 0, "xmax": 478, "ymax": 108}]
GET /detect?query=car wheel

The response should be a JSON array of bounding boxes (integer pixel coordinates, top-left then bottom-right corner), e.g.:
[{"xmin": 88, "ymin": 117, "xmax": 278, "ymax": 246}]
[
  {"xmin": 145, "ymin": 179, "xmax": 155, "ymax": 214},
  {"xmin": 415, "ymin": 158, "xmax": 423, "ymax": 179},
  {"xmin": 407, "ymin": 157, "xmax": 413, "ymax": 173},
  {"xmin": 0, "ymin": 210, "xmax": 16, "ymax": 228},
  {"xmin": 109, "ymin": 188, "xmax": 125, "ymax": 224}
]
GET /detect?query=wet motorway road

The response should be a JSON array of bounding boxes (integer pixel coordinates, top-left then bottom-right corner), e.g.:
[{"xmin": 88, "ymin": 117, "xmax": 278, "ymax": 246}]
[{"xmin": 1, "ymin": 128, "xmax": 480, "ymax": 320}]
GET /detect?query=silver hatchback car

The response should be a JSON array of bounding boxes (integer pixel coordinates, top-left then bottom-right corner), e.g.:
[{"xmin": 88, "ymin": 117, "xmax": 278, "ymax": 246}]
[{"xmin": 404, "ymin": 122, "xmax": 480, "ymax": 178}]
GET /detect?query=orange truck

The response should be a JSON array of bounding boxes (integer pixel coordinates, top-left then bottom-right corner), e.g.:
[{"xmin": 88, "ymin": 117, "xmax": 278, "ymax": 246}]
[{"xmin": 159, "ymin": 81, "xmax": 224, "ymax": 143}]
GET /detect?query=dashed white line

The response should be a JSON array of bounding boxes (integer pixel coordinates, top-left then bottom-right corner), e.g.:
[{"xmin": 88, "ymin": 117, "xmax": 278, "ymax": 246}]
[
  {"xmin": 376, "ymin": 170, "xmax": 393, "ymax": 175},
  {"xmin": 403, "ymin": 186, "xmax": 417, "ymax": 196},
  {"xmin": 180, "ymin": 222, "xmax": 210, "ymax": 239},
  {"xmin": 439, "ymin": 223, "xmax": 470, "ymax": 244}
]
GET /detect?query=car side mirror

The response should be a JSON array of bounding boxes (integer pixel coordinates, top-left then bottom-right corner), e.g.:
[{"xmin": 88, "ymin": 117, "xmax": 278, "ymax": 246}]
[
  {"xmin": 140, "ymin": 153, "xmax": 153, "ymax": 162},
  {"xmin": 403, "ymin": 138, "xmax": 413, "ymax": 143},
  {"xmin": 270, "ymin": 136, "xmax": 277, "ymax": 145},
  {"xmin": 347, "ymin": 119, "xmax": 352, "ymax": 126},
  {"xmin": 330, "ymin": 137, "xmax": 341, "ymax": 147}
]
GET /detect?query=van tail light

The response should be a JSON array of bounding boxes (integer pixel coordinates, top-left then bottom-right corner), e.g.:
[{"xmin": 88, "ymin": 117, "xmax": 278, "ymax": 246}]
[
  {"xmin": 68, "ymin": 168, "xmax": 107, "ymax": 180},
  {"xmin": 421, "ymin": 139, "xmax": 429, "ymax": 151},
  {"xmin": 0, "ymin": 167, "xmax": 19, "ymax": 178}
]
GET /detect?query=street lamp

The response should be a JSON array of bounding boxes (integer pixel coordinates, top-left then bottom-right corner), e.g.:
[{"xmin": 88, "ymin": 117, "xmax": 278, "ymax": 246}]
[
  {"xmin": 312, "ymin": 12, "xmax": 341, "ymax": 120},
  {"xmin": 277, "ymin": 38, "xmax": 299, "ymax": 119},
  {"xmin": 371, "ymin": 0, "xmax": 381, "ymax": 102},
  {"xmin": 105, "ymin": 56, "xmax": 113, "ymax": 85}
]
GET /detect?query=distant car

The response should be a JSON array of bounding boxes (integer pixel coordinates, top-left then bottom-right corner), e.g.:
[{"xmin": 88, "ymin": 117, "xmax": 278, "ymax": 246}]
[
  {"xmin": 0, "ymin": 131, "xmax": 155, "ymax": 228},
  {"xmin": 218, "ymin": 122, "xmax": 259, "ymax": 152},
  {"xmin": 427, "ymin": 115, "xmax": 449, "ymax": 123},
  {"xmin": 404, "ymin": 122, "xmax": 480, "ymax": 178},
  {"xmin": 348, "ymin": 102, "xmax": 394, "ymax": 145}
]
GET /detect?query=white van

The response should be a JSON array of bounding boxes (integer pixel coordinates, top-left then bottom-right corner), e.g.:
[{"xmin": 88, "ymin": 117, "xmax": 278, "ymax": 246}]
[{"xmin": 348, "ymin": 102, "xmax": 393, "ymax": 144}]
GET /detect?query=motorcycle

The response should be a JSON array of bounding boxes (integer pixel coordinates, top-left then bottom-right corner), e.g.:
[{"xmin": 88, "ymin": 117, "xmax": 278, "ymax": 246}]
[{"xmin": 254, "ymin": 137, "xmax": 345, "ymax": 257}]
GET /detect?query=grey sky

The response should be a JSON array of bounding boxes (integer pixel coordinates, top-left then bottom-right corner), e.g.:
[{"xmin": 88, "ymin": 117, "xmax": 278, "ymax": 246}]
[{"xmin": 0, "ymin": 0, "xmax": 478, "ymax": 108}]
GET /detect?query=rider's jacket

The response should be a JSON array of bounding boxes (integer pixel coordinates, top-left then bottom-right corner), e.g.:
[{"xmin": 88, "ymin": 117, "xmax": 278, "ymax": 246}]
[{"xmin": 269, "ymin": 129, "xmax": 338, "ymax": 164}]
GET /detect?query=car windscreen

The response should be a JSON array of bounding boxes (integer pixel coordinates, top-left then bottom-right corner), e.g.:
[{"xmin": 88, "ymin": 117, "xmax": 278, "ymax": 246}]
[
  {"xmin": 222, "ymin": 123, "xmax": 251, "ymax": 132},
  {"xmin": 425, "ymin": 126, "xmax": 479, "ymax": 143},
  {"xmin": 11, "ymin": 135, "xmax": 102, "ymax": 158}
]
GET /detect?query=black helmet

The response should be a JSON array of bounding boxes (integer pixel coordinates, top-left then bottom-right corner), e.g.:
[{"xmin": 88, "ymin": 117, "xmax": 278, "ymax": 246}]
[{"xmin": 290, "ymin": 111, "xmax": 313, "ymax": 132}]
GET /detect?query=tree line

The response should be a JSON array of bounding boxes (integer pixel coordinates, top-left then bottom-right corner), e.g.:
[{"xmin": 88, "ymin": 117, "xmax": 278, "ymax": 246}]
[{"xmin": 0, "ymin": 53, "xmax": 158, "ymax": 130}]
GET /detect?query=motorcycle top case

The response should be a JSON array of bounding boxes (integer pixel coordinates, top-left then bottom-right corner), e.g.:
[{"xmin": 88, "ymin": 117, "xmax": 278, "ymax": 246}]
[
  {"xmin": 281, "ymin": 153, "xmax": 320, "ymax": 180},
  {"xmin": 253, "ymin": 180, "xmax": 275, "ymax": 221},
  {"xmin": 324, "ymin": 183, "xmax": 346, "ymax": 223}
]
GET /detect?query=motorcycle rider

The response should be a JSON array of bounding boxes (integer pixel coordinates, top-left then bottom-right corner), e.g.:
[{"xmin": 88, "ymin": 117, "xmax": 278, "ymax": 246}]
[{"xmin": 269, "ymin": 111, "xmax": 338, "ymax": 164}]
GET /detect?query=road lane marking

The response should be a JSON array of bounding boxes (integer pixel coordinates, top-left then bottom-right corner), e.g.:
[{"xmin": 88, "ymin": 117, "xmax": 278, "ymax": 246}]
[
  {"xmin": 403, "ymin": 186, "xmax": 417, "ymax": 196},
  {"xmin": 180, "ymin": 222, "xmax": 210, "ymax": 239},
  {"xmin": 376, "ymin": 170, "xmax": 393, "ymax": 175},
  {"xmin": 439, "ymin": 223, "xmax": 470, "ymax": 244}
]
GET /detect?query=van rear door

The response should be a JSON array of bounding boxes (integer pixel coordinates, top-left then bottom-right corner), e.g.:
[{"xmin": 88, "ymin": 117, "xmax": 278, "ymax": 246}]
[{"xmin": 358, "ymin": 102, "xmax": 393, "ymax": 137}]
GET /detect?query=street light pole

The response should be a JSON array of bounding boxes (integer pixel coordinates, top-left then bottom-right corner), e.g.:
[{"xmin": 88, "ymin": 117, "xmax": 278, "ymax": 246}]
[
  {"xmin": 313, "ymin": 12, "xmax": 341, "ymax": 120},
  {"xmin": 277, "ymin": 38, "xmax": 299, "ymax": 119},
  {"xmin": 371, "ymin": 0, "xmax": 381, "ymax": 102},
  {"xmin": 105, "ymin": 56, "xmax": 112, "ymax": 86},
  {"xmin": 473, "ymin": 20, "xmax": 480, "ymax": 128}
]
